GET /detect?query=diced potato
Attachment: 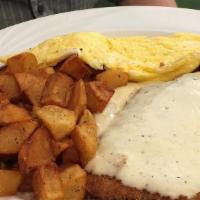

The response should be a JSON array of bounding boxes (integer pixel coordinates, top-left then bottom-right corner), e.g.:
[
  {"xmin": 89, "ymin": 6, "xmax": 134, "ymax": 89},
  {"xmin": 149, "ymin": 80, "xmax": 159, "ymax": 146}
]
[
  {"xmin": 41, "ymin": 72, "xmax": 74, "ymax": 107},
  {"xmin": 31, "ymin": 67, "xmax": 55, "ymax": 78},
  {"xmin": 85, "ymin": 81, "xmax": 114, "ymax": 113},
  {"xmin": 18, "ymin": 126, "xmax": 54, "ymax": 174},
  {"xmin": 7, "ymin": 52, "xmax": 38, "ymax": 73},
  {"xmin": 36, "ymin": 105, "xmax": 76, "ymax": 140},
  {"xmin": 0, "ymin": 120, "xmax": 38, "ymax": 154},
  {"xmin": 32, "ymin": 163, "xmax": 64, "ymax": 200},
  {"xmin": 60, "ymin": 164, "xmax": 86, "ymax": 200},
  {"xmin": 96, "ymin": 70, "xmax": 129, "ymax": 89},
  {"xmin": 0, "ymin": 103, "xmax": 32, "ymax": 125},
  {"xmin": 62, "ymin": 146, "xmax": 80, "ymax": 165},
  {"xmin": 0, "ymin": 169, "xmax": 22, "ymax": 196},
  {"xmin": 68, "ymin": 79, "xmax": 87, "ymax": 120},
  {"xmin": 0, "ymin": 74, "xmax": 20, "ymax": 100},
  {"xmin": 72, "ymin": 109, "xmax": 97, "ymax": 166},
  {"xmin": 59, "ymin": 55, "xmax": 93, "ymax": 80},
  {"xmin": 52, "ymin": 138, "xmax": 72, "ymax": 157},
  {"xmin": 15, "ymin": 72, "xmax": 46, "ymax": 106}
]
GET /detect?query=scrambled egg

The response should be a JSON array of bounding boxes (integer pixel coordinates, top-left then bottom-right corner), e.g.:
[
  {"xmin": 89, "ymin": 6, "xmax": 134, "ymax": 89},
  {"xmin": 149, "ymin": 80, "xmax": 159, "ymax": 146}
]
[{"xmin": 1, "ymin": 32, "xmax": 200, "ymax": 82}]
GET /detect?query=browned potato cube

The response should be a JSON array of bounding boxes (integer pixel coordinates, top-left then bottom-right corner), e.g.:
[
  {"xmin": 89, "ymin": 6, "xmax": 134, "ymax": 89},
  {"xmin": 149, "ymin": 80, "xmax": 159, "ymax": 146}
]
[
  {"xmin": 96, "ymin": 70, "xmax": 129, "ymax": 89},
  {"xmin": 0, "ymin": 103, "xmax": 32, "ymax": 125},
  {"xmin": 85, "ymin": 81, "xmax": 114, "ymax": 113},
  {"xmin": 60, "ymin": 164, "xmax": 86, "ymax": 200},
  {"xmin": 59, "ymin": 55, "xmax": 93, "ymax": 80},
  {"xmin": 18, "ymin": 126, "xmax": 54, "ymax": 174},
  {"xmin": 52, "ymin": 138, "xmax": 72, "ymax": 157},
  {"xmin": 0, "ymin": 74, "xmax": 20, "ymax": 100},
  {"xmin": 68, "ymin": 79, "xmax": 87, "ymax": 120},
  {"xmin": 72, "ymin": 109, "xmax": 97, "ymax": 166},
  {"xmin": 78, "ymin": 109, "xmax": 97, "ymax": 134},
  {"xmin": 0, "ymin": 120, "xmax": 38, "ymax": 154},
  {"xmin": 62, "ymin": 146, "xmax": 80, "ymax": 165},
  {"xmin": 0, "ymin": 169, "xmax": 22, "ymax": 196},
  {"xmin": 36, "ymin": 105, "xmax": 76, "ymax": 140},
  {"xmin": 33, "ymin": 163, "xmax": 64, "ymax": 200},
  {"xmin": 7, "ymin": 52, "xmax": 38, "ymax": 73},
  {"xmin": 41, "ymin": 72, "xmax": 74, "ymax": 107},
  {"xmin": 30, "ymin": 67, "xmax": 55, "ymax": 78},
  {"xmin": 15, "ymin": 72, "xmax": 46, "ymax": 106}
]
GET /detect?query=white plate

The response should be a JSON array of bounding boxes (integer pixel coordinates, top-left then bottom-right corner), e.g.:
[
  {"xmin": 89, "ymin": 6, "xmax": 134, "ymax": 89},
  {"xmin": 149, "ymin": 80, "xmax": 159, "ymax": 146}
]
[
  {"xmin": 0, "ymin": 6, "xmax": 200, "ymax": 200},
  {"xmin": 1, "ymin": 6, "xmax": 200, "ymax": 57}
]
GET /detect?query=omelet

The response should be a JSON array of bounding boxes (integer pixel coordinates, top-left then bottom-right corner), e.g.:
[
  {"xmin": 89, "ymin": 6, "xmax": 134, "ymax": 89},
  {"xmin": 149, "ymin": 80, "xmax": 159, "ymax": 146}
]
[{"xmin": 1, "ymin": 32, "xmax": 200, "ymax": 82}]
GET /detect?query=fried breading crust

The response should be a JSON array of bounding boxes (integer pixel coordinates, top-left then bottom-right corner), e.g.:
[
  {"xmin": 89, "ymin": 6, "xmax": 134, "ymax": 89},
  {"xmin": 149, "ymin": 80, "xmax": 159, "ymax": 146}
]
[{"xmin": 87, "ymin": 174, "xmax": 200, "ymax": 200}]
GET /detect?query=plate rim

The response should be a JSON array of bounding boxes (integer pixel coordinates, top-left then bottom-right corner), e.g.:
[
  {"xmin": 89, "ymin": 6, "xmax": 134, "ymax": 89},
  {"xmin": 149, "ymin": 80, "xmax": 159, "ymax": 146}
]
[
  {"xmin": 1, "ymin": 5, "xmax": 200, "ymax": 200},
  {"xmin": 1, "ymin": 6, "xmax": 200, "ymax": 56},
  {"xmin": 1, "ymin": 6, "xmax": 200, "ymax": 33}
]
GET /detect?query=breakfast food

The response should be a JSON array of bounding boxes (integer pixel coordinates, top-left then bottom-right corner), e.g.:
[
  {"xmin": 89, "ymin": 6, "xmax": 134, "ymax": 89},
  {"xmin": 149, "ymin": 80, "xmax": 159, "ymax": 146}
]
[
  {"xmin": 0, "ymin": 50, "xmax": 116, "ymax": 199},
  {"xmin": 87, "ymin": 72, "xmax": 200, "ymax": 200},
  {"xmin": 0, "ymin": 32, "xmax": 200, "ymax": 200},
  {"xmin": 1, "ymin": 32, "xmax": 200, "ymax": 82}
]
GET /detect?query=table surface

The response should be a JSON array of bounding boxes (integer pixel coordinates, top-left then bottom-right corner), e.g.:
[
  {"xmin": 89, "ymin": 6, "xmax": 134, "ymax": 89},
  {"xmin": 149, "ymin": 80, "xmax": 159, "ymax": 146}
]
[{"xmin": 96, "ymin": 0, "xmax": 200, "ymax": 9}]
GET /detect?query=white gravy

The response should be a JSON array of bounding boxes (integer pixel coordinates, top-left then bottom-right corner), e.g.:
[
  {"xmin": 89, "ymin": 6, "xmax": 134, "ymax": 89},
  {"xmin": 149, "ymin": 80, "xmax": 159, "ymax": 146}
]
[
  {"xmin": 95, "ymin": 83, "xmax": 141, "ymax": 137},
  {"xmin": 86, "ymin": 73, "xmax": 200, "ymax": 199}
]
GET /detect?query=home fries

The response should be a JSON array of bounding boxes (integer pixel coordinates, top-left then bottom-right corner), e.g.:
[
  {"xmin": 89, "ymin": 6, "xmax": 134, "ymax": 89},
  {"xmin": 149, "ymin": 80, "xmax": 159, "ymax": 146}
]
[{"xmin": 0, "ymin": 32, "xmax": 200, "ymax": 200}]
